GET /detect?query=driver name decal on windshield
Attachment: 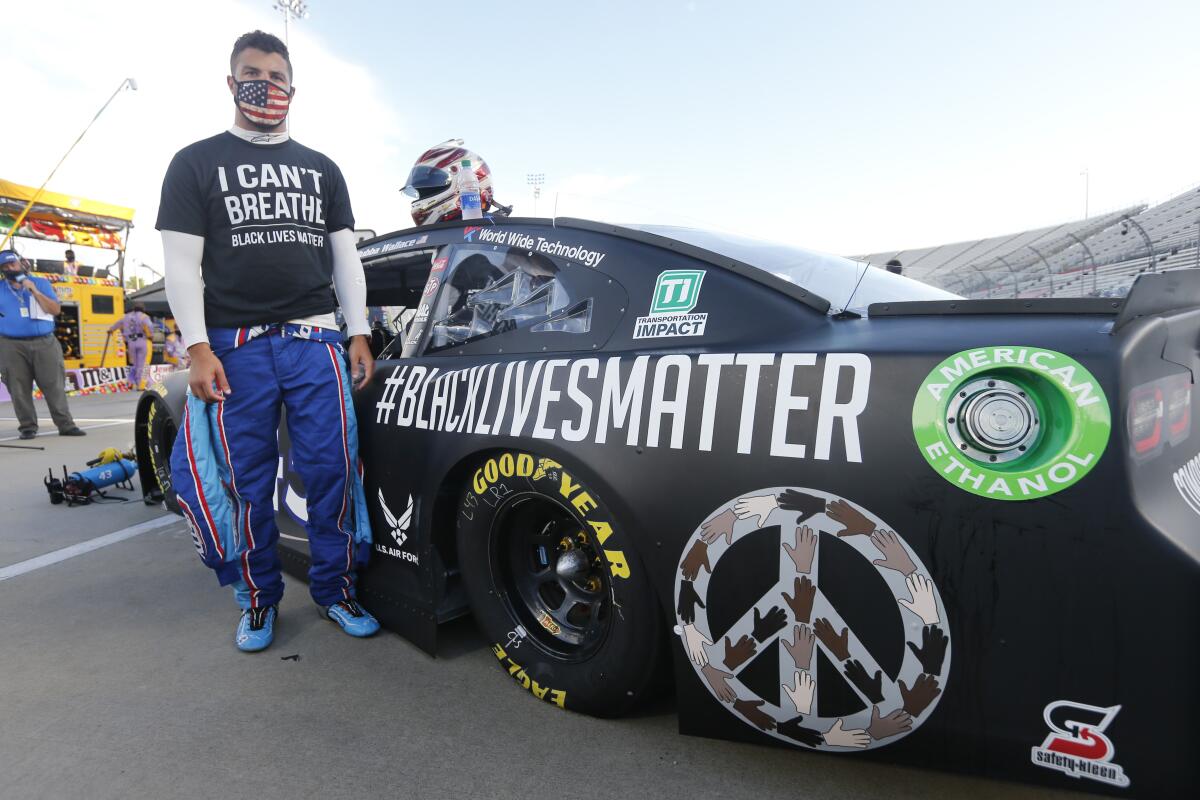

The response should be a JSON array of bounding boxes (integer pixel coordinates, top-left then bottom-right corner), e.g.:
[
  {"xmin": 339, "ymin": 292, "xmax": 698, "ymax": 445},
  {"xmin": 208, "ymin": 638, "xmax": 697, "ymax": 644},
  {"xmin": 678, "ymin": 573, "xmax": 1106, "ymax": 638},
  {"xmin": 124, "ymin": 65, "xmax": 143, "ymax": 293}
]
[
  {"xmin": 373, "ymin": 353, "xmax": 872, "ymax": 463},
  {"xmin": 358, "ymin": 233, "xmax": 428, "ymax": 258}
]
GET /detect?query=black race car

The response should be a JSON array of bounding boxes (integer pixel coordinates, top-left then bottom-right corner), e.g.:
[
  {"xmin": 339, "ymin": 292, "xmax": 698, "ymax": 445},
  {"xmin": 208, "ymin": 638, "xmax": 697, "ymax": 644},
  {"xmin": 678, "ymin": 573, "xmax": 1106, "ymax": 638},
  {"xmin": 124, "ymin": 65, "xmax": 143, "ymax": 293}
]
[{"xmin": 137, "ymin": 217, "xmax": 1199, "ymax": 797}]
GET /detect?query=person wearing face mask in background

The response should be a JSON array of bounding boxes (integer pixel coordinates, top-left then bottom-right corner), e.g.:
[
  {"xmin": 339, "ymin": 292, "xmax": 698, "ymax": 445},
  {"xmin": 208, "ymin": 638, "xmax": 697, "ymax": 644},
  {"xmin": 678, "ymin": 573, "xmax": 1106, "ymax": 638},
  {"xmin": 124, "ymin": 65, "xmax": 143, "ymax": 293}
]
[
  {"xmin": 0, "ymin": 250, "xmax": 86, "ymax": 439},
  {"xmin": 63, "ymin": 249, "xmax": 80, "ymax": 276},
  {"xmin": 157, "ymin": 30, "xmax": 377, "ymax": 653},
  {"xmin": 108, "ymin": 301, "xmax": 153, "ymax": 390}
]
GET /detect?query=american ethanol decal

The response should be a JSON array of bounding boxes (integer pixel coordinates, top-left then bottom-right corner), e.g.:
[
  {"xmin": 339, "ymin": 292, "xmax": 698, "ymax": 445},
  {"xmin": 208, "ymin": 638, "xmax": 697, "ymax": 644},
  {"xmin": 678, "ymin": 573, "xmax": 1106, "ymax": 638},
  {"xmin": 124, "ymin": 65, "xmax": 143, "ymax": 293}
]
[{"xmin": 912, "ymin": 347, "xmax": 1111, "ymax": 500}]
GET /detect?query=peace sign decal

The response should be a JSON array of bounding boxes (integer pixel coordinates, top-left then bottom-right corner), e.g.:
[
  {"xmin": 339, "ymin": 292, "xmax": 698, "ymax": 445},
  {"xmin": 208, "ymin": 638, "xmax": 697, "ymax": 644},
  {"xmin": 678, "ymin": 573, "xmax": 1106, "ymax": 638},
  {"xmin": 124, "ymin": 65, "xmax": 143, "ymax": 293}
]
[{"xmin": 675, "ymin": 487, "xmax": 951, "ymax": 751}]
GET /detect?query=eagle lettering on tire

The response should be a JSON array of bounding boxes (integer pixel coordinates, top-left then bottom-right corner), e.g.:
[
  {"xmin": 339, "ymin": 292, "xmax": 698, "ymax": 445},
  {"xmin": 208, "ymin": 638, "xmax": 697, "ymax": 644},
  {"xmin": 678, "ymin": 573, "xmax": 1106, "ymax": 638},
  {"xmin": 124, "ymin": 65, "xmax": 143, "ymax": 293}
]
[{"xmin": 675, "ymin": 487, "xmax": 950, "ymax": 750}]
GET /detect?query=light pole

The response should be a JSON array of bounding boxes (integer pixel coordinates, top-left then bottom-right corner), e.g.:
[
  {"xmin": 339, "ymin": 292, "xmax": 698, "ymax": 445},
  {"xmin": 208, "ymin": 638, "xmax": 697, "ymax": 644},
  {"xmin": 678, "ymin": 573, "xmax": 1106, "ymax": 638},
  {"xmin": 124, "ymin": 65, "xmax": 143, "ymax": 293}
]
[
  {"xmin": 526, "ymin": 173, "xmax": 545, "ymax": 217},
  {"xmin": 272, "ymin": 0, "xmax": 309, "ymax": 46},
  {"xmin": 0, "ymin": 77, "xmax": 137, "ymax": 254}
]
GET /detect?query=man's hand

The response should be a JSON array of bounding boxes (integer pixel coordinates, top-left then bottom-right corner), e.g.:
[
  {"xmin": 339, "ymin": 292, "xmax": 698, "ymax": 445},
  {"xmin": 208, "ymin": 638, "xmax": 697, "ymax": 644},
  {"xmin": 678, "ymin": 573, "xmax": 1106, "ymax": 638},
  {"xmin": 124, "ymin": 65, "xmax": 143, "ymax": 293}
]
[
  {"xmin": 677, "ymin": 580, "xmax": 705, "ymax": 625},
  {"xmin": 899, "ymin": 673, "xmax": 942, "ymax": 716},
  {"xmin": 814, "ymin": 617, "xmax": 851, "ymax": 661},
  {"xmin": 907, "ymin": 625, "xmax": 949, "ymax": 675},
  {"xmin": 752, "ymin": 606, "xmax": 786, "ymax": 642},
  {"xmin": 700, "ymin": 508, "xmax": 737, "ymax": 545},
  {"xmin": 867, "ymin": 705, "xmax": 913, "ymax": 740},
  {"xmin": 783, "ymin": 624, "xmax": 815, "ymax": 671},
  {"xmin": 782, "ymin": 575, "xmax": 816, "ymax": 624},
  {"xmin": 723, "ymin": 634, "xmax": 757, "ymax": 670},
  {"xmin": 680, "ymin": 540, "xmax": 711, "ymax": 581},
  {"xmin": 347, "ymin": 335, "xmax": 375, "ymax": 390},
  {"xmin": 187, "ymin": 343, "xmax": 230, "ymax": 403},
  {"xmin": 827, "ymin": 499, "xmax": 875, "ymax": 537},
  {"xmin": 843, "ymin": 658, "xmax": 884, "ymax": 703},
  {"xmin": 783, "ymin": 525, "xmax": 817, "ymax": 574},
  {"xmin": 733, "ymin": 698, "xmax": 776, "ymax": 732},
  {"xmin": 22, "ymin": 276, "xmax": 61, "ymax": 315}
]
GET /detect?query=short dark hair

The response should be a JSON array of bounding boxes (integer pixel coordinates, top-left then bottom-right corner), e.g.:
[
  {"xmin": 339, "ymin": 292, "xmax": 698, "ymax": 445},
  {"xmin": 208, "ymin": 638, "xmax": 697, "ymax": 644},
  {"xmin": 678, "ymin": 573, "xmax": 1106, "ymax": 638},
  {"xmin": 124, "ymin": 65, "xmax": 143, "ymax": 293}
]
[
  {"xmin": 230, "ymin": 30, "xmax": 292, "ymax": 79},
  {"xmin": 64, "ymin": 249, "xmax": 75, "ymax": 259}
]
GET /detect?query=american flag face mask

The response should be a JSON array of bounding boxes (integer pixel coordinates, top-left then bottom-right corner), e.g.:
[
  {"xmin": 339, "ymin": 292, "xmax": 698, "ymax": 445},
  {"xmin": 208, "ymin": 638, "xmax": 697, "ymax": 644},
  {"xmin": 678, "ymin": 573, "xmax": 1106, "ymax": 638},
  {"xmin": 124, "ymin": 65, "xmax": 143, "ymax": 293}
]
[{"xmin": 234, "ymin": 79, "xmax": 292, "ymax": 127}]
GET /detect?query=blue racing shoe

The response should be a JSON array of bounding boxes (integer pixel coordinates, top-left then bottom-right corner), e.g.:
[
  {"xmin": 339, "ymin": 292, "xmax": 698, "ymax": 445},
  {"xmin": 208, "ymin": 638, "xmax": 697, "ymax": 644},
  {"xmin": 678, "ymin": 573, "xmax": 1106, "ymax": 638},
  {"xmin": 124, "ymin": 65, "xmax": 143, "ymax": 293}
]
[
  {"xmin": 235, "ymin": 605, "xmax": 277, "ymax": 652},
  {"xmin": 322, "ymin": 599, "xmax": 380, "ymax": 637}
]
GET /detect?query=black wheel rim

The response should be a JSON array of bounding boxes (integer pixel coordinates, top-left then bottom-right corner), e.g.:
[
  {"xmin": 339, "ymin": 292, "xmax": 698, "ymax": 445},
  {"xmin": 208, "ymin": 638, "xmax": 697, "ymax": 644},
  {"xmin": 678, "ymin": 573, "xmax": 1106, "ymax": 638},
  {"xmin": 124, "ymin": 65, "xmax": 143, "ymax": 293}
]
[{"xmin": 489, "ymin": 492, "xmax": 612, "ymax": 661}]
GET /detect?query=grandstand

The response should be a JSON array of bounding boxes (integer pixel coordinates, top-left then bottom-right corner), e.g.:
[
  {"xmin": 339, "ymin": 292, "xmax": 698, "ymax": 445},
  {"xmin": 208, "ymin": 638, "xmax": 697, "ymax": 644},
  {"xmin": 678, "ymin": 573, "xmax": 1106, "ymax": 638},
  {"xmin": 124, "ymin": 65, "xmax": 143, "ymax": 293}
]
[{"xmin": 856, "ymin": 185, "xmax": 1200, "ymax": 299}]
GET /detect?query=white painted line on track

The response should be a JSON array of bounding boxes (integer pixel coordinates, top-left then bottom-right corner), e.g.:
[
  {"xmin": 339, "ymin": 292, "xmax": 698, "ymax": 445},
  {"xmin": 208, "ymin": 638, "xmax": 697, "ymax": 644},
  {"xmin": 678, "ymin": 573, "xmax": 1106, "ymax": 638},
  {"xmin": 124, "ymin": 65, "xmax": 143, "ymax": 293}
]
[
  {"xmin": 0, "ymin": 420, "xmax": 130, "ymax": 442},
  {"xmin": 0, "ymin": 515, "xmax": 181, "ymax": 582},
  {"xmin": 0, "ymin": 417, "xmax": 136, "ymax": 423}
]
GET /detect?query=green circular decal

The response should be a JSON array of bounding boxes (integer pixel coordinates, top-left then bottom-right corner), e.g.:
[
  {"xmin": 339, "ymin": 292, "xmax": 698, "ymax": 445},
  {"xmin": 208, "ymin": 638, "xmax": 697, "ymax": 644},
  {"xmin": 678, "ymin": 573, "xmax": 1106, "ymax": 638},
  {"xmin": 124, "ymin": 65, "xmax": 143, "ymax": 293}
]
[{"xmin": 912, "ymin": 346, "xmax": 1111, "ymax": 501}]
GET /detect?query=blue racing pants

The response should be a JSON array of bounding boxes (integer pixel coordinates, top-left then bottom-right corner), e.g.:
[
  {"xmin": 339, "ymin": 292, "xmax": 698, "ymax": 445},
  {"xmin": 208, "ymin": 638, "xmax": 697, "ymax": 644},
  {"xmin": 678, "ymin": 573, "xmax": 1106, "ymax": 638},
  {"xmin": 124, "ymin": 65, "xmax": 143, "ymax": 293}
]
[{"xmin": 170, "ymin": 324, "xmax": 371, "ymax": 609}]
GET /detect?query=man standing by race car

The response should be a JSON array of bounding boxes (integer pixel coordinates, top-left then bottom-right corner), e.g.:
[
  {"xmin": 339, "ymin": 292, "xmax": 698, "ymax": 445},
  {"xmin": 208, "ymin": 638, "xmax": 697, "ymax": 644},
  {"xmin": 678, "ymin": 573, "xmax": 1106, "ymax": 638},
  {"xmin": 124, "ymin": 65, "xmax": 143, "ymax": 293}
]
[
  {"xmin": 0, "ymin": 250, "xmax": 86, "ymax": 439},
  {"xmin": 158, "ymin": 30, "xmax": 378, "ymax": 652}
]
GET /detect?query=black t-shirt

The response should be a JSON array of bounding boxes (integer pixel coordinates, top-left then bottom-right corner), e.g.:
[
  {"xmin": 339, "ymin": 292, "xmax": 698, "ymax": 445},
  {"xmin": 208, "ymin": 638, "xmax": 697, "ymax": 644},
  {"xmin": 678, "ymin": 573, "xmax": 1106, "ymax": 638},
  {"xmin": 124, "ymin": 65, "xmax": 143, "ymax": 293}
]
[{"xmin": 155, "ymin": 132, "xmax": 355, "ymax": 328}]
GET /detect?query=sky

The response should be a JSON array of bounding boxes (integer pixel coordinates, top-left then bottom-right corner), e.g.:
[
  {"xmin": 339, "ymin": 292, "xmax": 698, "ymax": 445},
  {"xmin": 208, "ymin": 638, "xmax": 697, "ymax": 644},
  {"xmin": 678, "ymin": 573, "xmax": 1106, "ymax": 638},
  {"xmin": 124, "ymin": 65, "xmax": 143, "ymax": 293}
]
[{"xmin": 2, "ymin": 0, "xmax": 1198, "ymax": 283}]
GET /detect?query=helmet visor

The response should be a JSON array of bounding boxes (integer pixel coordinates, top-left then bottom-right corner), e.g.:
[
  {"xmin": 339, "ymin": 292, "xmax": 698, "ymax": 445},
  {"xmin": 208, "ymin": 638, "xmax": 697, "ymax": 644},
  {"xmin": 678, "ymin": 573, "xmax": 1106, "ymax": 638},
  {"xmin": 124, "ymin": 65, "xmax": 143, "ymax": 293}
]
[{"xmin": 402, "ymin": 165, "xmax": 452, "ymax": 200}]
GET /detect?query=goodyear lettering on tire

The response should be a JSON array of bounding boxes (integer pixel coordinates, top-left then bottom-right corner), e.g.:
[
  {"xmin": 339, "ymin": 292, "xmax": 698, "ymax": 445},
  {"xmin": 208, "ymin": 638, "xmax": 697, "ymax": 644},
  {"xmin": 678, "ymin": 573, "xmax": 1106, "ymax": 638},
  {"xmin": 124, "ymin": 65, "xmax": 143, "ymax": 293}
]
[{"xmin": 472, "ymin": 452, "xmax": 631, "ymax": 580}]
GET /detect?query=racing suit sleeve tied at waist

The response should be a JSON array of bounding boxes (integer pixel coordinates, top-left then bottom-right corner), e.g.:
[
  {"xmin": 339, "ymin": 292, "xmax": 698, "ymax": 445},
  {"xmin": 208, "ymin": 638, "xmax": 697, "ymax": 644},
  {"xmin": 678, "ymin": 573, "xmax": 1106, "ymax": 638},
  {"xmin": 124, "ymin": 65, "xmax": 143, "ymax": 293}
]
[{"xmin": 171, "ymin": 382, "xmax": 373, "ymax": 586}]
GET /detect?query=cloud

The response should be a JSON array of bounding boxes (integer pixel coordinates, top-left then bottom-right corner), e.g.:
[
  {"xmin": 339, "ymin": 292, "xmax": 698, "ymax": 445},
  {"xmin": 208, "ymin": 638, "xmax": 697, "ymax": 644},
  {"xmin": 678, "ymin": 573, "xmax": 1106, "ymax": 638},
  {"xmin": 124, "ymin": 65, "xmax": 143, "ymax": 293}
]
[{"xmin": 0, "ymin": 0, "xmax": 406, "ymax": 279}]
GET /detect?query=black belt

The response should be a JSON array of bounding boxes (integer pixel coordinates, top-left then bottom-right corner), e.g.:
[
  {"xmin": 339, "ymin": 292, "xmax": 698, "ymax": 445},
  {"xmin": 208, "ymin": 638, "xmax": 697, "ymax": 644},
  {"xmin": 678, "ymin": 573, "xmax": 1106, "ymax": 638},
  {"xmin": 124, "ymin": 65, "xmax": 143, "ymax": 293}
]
[{"xmin": 127, "ymin": 333, "xmax": 145, "ymax": 340}]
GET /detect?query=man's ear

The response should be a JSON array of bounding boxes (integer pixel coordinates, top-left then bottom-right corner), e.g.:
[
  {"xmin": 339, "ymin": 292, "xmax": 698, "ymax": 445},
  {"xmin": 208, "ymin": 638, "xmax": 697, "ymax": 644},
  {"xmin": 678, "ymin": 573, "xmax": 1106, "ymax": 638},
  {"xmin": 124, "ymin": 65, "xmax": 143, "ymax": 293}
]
[
  {"xmin": 227, "ymin": 75, "xmax": 236, "ymax": 95},
  {"xmin": 288, "ymin": 84, "xmax": 296, "ymax": 99}
]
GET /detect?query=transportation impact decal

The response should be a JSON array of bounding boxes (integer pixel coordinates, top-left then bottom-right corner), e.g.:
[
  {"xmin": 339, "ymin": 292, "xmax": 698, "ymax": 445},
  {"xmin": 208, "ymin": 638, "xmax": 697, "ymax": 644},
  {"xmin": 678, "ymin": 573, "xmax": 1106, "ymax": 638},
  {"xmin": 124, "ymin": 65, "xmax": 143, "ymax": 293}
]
[
  {"xmin": 634, "ymin": 270, "xmax": 709, "ymax": 339},
  {"xmin": 675, "ymin": 488, "xmax": 950, "ymax": 750},
  {"xmin": 1030, "ymin": 700, "xmax": 1130, "ymax": 788},
  {"xmin": 373, "ymin": 353, "xmax": 872, "ymax": 463},
  {"xmin": 912, "ymin": 347, "xmax": 1111, "ymax": 500}
]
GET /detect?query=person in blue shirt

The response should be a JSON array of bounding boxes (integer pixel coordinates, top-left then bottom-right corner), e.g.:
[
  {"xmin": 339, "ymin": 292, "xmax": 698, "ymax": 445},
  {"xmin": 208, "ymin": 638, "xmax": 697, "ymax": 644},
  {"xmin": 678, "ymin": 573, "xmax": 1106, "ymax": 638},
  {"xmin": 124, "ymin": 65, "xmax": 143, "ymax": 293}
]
[{"xmin": 0, "ymin": 250, "xmax": 85, "ymax": 439}]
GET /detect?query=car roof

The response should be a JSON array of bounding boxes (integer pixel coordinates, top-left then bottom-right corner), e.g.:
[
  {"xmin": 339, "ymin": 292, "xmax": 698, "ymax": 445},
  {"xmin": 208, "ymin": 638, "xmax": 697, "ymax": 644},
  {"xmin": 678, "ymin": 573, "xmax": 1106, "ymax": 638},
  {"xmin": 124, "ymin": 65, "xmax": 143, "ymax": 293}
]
[
  {"xmin": 360, "ymin": 217, "xmax": 959, "ymax": 315},
  {"xmin": 623, "ymin": 224, "xmax": 960, "ymax": 313}
]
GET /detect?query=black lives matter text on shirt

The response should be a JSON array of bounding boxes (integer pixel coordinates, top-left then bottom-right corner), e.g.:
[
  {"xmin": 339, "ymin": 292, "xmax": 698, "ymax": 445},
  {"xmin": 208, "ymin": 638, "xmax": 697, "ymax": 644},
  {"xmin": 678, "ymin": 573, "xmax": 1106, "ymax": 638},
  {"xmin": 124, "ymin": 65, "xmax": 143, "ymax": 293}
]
[{"xmin": 155, "ymin": 132, "xmax": 355, "ymax": 328}]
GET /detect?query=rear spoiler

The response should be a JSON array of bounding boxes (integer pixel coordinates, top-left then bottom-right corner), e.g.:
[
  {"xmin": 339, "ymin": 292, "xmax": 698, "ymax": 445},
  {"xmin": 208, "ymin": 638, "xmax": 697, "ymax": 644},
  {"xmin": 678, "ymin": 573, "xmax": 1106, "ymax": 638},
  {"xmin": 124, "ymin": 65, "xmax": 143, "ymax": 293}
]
[
  {"xmin": 867, "ymin": 268, "xmax": 1200, "ymax": 325},
  {"xmin": 1113, "ymin": 270, "xmax": 1200, "ymax": 332},
  {"xmin": 867, "ymin": 297, "xmax": 1123, "ymax": 317}
]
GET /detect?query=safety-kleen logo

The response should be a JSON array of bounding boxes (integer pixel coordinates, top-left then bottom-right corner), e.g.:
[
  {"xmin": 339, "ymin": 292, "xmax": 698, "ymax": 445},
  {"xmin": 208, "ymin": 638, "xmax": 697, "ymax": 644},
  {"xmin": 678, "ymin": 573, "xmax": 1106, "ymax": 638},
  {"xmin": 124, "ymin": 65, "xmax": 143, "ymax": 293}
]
[{"xmin": 1030, "ymin": 700, "xmax": 1130, "ymax": 788}]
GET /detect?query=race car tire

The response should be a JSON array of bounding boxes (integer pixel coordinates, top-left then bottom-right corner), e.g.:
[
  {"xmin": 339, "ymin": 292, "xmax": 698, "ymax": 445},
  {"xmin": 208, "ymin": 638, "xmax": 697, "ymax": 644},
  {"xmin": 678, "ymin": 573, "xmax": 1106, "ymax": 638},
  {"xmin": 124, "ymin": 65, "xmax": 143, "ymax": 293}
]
[
  {"xmin": 456, "ymin": 451, "xmax": 664, "ymax": 717},
  {"xmin": 143, "ymin": 394, "xmax": 180, "ymax": 514}
]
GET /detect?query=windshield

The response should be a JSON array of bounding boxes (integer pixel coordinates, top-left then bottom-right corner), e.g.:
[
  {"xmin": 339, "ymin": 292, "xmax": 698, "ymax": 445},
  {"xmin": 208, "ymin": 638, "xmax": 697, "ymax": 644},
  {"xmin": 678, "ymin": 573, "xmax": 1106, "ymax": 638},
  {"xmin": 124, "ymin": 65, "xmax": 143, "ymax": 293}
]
[{"xmin": 619, "ymin": 224, "xmax": 959, "ymax": 313}]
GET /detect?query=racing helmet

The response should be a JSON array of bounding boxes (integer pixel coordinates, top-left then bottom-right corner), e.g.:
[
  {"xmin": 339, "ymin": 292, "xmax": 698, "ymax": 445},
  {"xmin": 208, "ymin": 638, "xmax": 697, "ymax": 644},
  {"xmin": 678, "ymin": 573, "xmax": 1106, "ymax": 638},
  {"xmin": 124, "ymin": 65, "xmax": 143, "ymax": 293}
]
[{"xmin": 401, "ymin": 139, "xmax": 497, "ymax": 226}]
